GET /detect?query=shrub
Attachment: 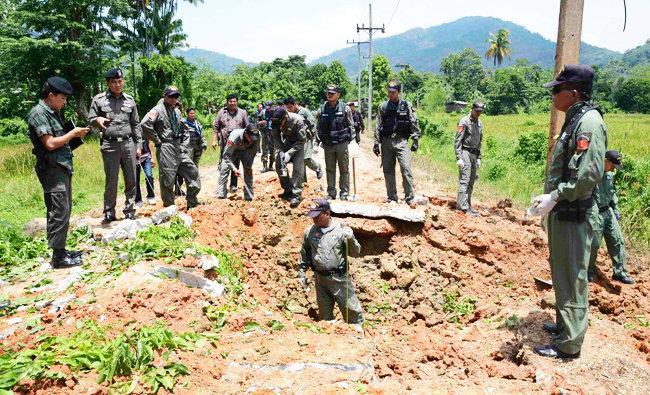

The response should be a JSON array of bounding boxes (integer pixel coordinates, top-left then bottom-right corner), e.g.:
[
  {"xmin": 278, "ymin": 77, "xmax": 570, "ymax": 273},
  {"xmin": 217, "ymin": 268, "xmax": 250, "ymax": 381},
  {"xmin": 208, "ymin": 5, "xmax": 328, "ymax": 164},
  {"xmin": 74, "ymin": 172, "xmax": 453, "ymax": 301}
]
[
  {"xmin": 515, "ymin": 131, "xmax": 547, "ymax": 164},
  {"xmin": 0, "ymin": 117, "xmax": 28, "ymax": 138}
]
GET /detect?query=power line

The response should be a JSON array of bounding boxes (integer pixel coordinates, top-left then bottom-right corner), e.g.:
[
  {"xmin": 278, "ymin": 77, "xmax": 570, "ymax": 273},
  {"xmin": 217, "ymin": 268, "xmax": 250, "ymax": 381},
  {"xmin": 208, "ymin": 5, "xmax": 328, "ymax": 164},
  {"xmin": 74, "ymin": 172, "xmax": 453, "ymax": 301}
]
[
  {"xmin": 357, "ymin": 3, "xmax": 385, "ymax": 132},
  {"xmin": 386, "ymin": 0, "xmax": 401, "ymax": 30}
]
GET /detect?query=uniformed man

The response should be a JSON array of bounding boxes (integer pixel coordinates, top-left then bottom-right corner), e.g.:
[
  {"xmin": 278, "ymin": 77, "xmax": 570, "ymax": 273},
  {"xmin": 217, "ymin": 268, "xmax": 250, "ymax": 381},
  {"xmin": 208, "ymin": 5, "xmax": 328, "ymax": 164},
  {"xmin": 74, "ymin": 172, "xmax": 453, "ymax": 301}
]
[
  {"xmin": 271, "ymin": 107, "xmax": 306, "ymax": 208},
  {"xmin": 588, "ymin": 150, "xmax": 634, "ymax": 284},
  {"xmin": 349, "ymin": 102, "xmax": 365, "ymax": 143},
  {"xmin": 284, "ymin": 96, "xmax": 323, "ymax": 180},
  {"xmin": 28, "ymin": 77, "xmax": 89, "ymax": 268},
  {"xmin": 176, "ymin": 107, "xmax": 206, "ymax": 195},
  {"xmin": 454, "ymin": 101, "xmax": 485, "ymax": 216},
  {"xmin": 88, "ymin": 68, "xmax": 143, "ymax": 224},
  {"xmin": 140, "ymin": 86, "xmax": 201, "ymax": 209},
  {"xmin": 298, "ymin": 199, "xmax": 364, "ymax": 324},
  {"xmin": 373, "ymin": 81, "xmax": 420, "ymax": 206},
  {"xmin": 315, "ymin": 85, "xmax": 356, "ymax": 200},
  {"xmin": 260, "ymin": 100, "xmax": 274, "ymax": 172},
  {"xmin": 212, "ymin": 93, "xmax": 249, "ymax": 192},
  {"xmin": 216, "ymin": 124, "xmax": 260, "ymax": 201},
  {"xmin": 528, "ymin": 64, "xmax": 607, "ymax": 359}
]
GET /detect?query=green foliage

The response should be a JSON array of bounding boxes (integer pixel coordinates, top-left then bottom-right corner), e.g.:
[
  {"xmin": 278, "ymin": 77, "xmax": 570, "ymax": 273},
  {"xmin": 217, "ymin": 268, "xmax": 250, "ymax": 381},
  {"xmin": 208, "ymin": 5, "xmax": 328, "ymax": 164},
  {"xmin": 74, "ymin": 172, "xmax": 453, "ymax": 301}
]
[
  {"xmin": 138, "ymin": 54, "xmax": 196, "ymax": 114},
  {"xmin": 0, "ymin": 320, "xmax": 207, "ymax": 393},
  {"xmin": 442, "ymin": 289, "xmax": 477, "ymax": 323},
  {"xmin": 613, "ymin": 156, "xmax": 650, "ymax": 245},
  {"xmin": 514, "ymin": 131, "xmax": 547, "ymax": 163},
  {"xmin": 267, "ymin": 319, "xmax": 285, "ymax": 332},
  {"xmin": 0, "ymin": 221, "xmax": 49, "ymax": 268},
  {"xmin": 485, "ymin": 29, "xmax": 512, "ymax": 67},
  {"xmin": 613, "ymin": 72, "xmax": 650, "ymax": 114},
  {"xmin": 0, "ymin": 118, "xmax": 27, "ymax": 138},
  {"xmin": 360, "ymin": 55, "xmax": 396, "ymax": 110},
  {"xmin": 485, "ymin": 60, "xmax": 553, "ymax": 114},
  {"xmin": 440, "ymin": 48, "xmax": 487, "ymax": 102},
  {"xmin": 504, "ymin": 314, "xmax": 522, "ymax": 329},
  {"xmin": 203, "ymin": 304, "xmax": 228, "ymax": 330}
]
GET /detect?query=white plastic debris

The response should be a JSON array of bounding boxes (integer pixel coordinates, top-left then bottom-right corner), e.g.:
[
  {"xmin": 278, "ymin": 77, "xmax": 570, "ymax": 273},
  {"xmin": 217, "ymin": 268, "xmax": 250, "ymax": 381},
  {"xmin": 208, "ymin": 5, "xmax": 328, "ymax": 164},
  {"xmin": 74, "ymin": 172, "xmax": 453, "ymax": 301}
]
[
  {"xmin": 55, "ymin": 267, "xmax": 86, "ymax": 293},
  {"xmin": 199, "ymin": 255, "xmax": 220, "ymax": 271},
  {"xmin": 154, "ymin": 266, "xmax": 225, "ymax": 297},
  {"xmin": 101, "ymin": 219, "xmax": 148, "ymax": 243},
  {"xmin": 49, "ymin": 295, "xmax": 76, "ymax": 313},
  {"xmin": 151, "ymin": 205, "xmax": 178, "ymax": 225},
  {"xmin": 178, "ymin": 213, "xmax": 192, "ymax": 227}
]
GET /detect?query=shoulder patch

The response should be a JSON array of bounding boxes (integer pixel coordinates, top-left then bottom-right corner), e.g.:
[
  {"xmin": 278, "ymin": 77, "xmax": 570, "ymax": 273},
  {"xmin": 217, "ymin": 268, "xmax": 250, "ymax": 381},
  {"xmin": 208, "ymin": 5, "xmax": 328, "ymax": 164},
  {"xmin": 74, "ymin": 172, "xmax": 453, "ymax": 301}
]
[
  {"xmin": 576, "ymin": 136, "xmax": 590, "ymax": 152},
  {"xmin": 456, "ymin": 124, "xmax": 465, "ymax": 133},
  {"xmin": 147, "ymin": 109, "xmax": 158, "ymax": 121}
]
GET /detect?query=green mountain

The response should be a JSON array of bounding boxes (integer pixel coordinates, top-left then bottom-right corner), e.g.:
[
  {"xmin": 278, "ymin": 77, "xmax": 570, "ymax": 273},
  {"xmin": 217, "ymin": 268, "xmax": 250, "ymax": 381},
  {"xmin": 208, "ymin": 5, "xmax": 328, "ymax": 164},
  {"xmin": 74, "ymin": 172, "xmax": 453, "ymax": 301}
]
[
  {"xmin": 621, "ymin": 39, "xmax": 650, "ymax": 67},
  {"xmin": 312, "ymin": 16, "xmax": 622, "ymax": 74},
  {"xmin": 171, "ymin": 48, "xmax": 254, "ymax": 72}
]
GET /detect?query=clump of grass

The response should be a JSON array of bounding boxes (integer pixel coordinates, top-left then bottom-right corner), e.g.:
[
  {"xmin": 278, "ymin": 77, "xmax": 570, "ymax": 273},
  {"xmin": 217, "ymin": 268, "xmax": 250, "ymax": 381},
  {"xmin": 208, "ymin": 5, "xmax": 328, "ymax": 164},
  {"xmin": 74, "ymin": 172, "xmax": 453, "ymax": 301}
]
[{"xmin": 442, "ymin": 289, "xmax": 477, "ymax": 323}]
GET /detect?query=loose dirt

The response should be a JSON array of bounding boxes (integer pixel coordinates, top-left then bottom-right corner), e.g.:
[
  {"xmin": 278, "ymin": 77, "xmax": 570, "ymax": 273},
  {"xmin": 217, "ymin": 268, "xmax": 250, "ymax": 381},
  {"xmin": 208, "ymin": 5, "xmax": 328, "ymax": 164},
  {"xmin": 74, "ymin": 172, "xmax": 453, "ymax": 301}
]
[{"xmin": 2, "ymin": 135, "xmax": 649, "ymax": 394}]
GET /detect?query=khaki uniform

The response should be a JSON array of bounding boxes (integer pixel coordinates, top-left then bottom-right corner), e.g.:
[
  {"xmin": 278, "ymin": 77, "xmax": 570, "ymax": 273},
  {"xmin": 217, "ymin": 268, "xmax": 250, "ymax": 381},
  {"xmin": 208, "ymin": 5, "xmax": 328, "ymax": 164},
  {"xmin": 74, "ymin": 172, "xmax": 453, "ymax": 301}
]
[
  {"xmin": 299, "ymin": 221, "xmax": 364, "ymax": 323},
  {"xmin": 176, "ymin": 118, "xmax": 205, "ymax": 194},
  {"xmin": 588, "ymin": 172, "xmax": 628, "ymax": 278},
  {"xmin": 455, "ymin": 114, "xmax": 482, "ymax": 211},
  {"xmin": 213, "ymin": 107, "xmax": 249, "ymax": 189},
  {"xmin": 315, "ymin": 101, "xmax": 356, "ymax": 199},
  {"xmin": 273, "ymin": 112, "xmax": 306, "ymax": 198},
  {"xmin": 296, "ymin": 106, "xmax": 321, "ymax": 175},
  {"xmin": 88, "ymin": 91, "xmax": 142, "ymax": 217},
  {"xmin": 217, "ymin": 129, "xmax": 258, "ymax": 200},
  {"xmin": 140, "ymin": 99, "xmax": 201, "ymax": 208},
  {"xmin": 375, "ymin": 99, "xmax": 420, "ymax": 203},
  {"xmin": 545, "ymin": 102, "xmax": 607, "ymax": 355},
  {"xmin": 28, "ymin": 100, "xmax": 75, "ymax": 250}
]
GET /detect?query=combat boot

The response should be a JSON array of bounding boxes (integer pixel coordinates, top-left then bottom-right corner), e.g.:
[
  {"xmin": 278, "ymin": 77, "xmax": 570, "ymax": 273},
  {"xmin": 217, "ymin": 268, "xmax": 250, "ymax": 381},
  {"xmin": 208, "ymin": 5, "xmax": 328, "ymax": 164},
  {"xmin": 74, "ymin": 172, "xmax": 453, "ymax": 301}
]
[
  {"xmin": 290, "ymin": 197, "xmax": 302, "ymax": 208},
  {"xmin": 51, "ymin": 249, "xmax": 82, "ymax": 269}
]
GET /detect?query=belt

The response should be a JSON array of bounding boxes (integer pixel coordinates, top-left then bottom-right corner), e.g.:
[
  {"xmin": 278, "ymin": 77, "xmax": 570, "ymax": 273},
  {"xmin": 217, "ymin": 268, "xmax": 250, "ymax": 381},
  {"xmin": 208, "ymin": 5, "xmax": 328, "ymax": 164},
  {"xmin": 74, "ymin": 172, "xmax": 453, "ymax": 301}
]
[
  {"xmin": 313, "ymin": 266, "xmax": 346, "ymax": 277},
  {"xmin": 462, "ymin": 147, "xmax": 479, "ymax": 155},
  {"xmin": 101, "ymin": 134, "xmax": 134, "ymax": 143},
  {"xmin": 599, "ymin": 206, "xmax": 610, "ymax": 213}
]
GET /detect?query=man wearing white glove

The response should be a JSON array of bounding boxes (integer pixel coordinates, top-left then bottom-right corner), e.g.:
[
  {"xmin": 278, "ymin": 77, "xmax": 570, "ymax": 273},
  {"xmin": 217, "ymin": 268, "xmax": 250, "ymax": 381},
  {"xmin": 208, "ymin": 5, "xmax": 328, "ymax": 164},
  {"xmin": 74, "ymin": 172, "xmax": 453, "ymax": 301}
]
[
  {"xmin": 297, "ymin": 199, "xmax": 364, "ymax": 324},
  {"xmin": 454, "ymin": 102, "xmax": 485, "ymax": 216},
  {"xmin": 271, "ymin": 107, "xmax": 306, "ymax": 208},
  {"xmin": 531, "ymin": 65, "xmax": 607, "ymax": 360}
]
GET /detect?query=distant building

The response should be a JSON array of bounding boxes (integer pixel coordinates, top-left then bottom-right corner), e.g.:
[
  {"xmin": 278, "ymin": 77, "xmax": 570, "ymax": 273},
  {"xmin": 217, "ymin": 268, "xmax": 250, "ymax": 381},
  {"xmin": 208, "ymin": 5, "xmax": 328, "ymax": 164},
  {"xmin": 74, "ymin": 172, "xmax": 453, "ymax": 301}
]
[{"xmin": 445, "ymin": 101, "xmax": 468, "ymax": 113}]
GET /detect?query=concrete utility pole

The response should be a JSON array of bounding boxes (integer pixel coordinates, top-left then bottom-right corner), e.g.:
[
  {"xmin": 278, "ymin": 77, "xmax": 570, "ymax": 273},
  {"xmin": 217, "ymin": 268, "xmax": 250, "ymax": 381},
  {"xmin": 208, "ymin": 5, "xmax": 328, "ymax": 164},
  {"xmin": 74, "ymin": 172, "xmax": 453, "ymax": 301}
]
[
  {"xmin": 347, "ymin": 38, "xmax": 369, "ymax": 111},
  {"xmin": 395, "ymin": 63, "xmax": 410, "ymax": 96},
  {"xmin": 357, "ymin": 3, "xmax": 384, "ymax": 132},
  {"xmin": 547, "ymin": 0, "xmax": 584, "ymax": 167}
]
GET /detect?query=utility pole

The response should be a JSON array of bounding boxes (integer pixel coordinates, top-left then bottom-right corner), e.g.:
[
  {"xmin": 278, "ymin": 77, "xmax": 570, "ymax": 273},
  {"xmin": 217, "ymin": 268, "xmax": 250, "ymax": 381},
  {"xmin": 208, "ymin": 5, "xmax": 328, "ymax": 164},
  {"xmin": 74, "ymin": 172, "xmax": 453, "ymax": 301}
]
[
  {"xmin": 547, "ymin": 0, "xmax": 584, "ymax": 168},
  {"xmin": 395, "ymin": 63, "xmax": 410, "ymax": 96},
  {"xmin": 357, "ymin": 3, "xmax": 384, "ymax": 132},
  {"xmin": 347, "ymin": 38, "xmax": 369, "ymax": 111}
]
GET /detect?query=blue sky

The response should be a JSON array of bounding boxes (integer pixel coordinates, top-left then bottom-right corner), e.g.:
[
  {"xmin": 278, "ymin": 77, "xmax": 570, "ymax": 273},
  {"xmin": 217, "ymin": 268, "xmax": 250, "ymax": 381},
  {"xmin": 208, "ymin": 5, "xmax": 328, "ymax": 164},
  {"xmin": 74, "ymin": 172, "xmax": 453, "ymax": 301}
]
[{"xmin": 177, "ymin": 0, "xmax": 650, "ymax": 62}]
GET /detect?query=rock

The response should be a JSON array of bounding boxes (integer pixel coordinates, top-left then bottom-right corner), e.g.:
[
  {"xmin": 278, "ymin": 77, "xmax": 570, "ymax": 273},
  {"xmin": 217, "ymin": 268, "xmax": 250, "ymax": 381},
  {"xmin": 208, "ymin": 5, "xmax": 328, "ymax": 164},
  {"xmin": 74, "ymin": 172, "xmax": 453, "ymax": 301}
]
[
  {"xmin": 396, "ymin": 271, "xmax": 418, "ymax": 289},
  {"xmin": 37, "ymin": 259, "xmax": 51, "ymax": 273},
  {"xmin": 242, "ymin": 208, "xmax": 257, "ymax": 226},
  {"xmin": 329, "ymin": 201, "xmax": 426, "ymax": 223},
  {"xmin": 49, "ymin": 295, "xmax": 76, "ymax": 313},
  {"xmin": 380, "ymin": 258, "xmax": 399, "ymax": 278},
  {"xmin": 535, "ymin": 369, "xmax": 553, "ymax": 386},
  {"xmin": 101, "ymin": 219, "xmax": 148, "ymax": 243},
  {"xmin": 154, "ymin": 266, "xmax": 225, "ymax": 297},
  {"xmin": 540, "ymin": 292, "xmax": 555, "ymax": 309},
  {"xmin": 0, "ymin": 328, "xmax": 15, "ymax": 341},
  {"xmin": 118, "ymin": 252, "xmax": 130, "ymax": 262},
  {"xmin": 35, "ymin": 299, "xmax": 54, "ymax": 310},
  {"xmin": 23, "ymin": 218, "xmax": 47, "ymax": 238},
  {"xmin": 151, "ymin": 205, "xmax": 178, "ymax": 225},
  {"xmin": 345, "ymin": 218, "xmax": 397, "ymax": 237},
  {"xmin": 6, "ymin": 317, "xmax": 23, "ymax": 325},
  {"xmin": 200, "ymin": 255, "xmax": 220, "ymax": 271},
  {"xmin": 286, "ymin": 299, "xmax": 308, "ymax": 315},
  {"xmin": 178, "ymin": 213, "xmax": 193, "ymax": 227},
  {"xmin": 55, "ymin": 267, "xmax": 86, "ymax": 292}
]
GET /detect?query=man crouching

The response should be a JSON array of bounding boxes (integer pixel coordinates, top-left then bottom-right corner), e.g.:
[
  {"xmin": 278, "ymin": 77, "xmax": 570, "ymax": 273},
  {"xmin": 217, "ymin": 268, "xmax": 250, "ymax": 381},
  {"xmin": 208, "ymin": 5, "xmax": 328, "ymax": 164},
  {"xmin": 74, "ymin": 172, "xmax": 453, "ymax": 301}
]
[{"xmin": 298, "ymin": 199, "xmax": 364, "ymax": 324}]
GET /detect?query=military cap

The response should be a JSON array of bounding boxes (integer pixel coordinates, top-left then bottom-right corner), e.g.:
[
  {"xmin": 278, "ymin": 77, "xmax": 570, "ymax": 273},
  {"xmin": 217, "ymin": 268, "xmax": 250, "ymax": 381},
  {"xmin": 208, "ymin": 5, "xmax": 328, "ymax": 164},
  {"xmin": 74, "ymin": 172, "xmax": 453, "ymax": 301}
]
[
  {"xmin": 387, "ymin": 80, "xmax": 402, "ymax": 92},
  {"xmin": 605, "ymin": 150, "xmax": 623, "ymax": 170},
  {"xmin": 272, "ymin": 107, "xmax": 287, "ymax": 120},
  {"xmin": 265, "ymin": 100, "xmax": 273, "ymax": 106},
  {"xmin": 105, "ymin": 68, "xmax": 123, "ymax": 80},
  {"xmin": 44, "ymin": 76, "xmax": 73, "ymax": 95},
  {"xmin": 245, "ymin": 123, "xmax": 260, "ymax": 141},
  {"xmin": 325, "ymin": 84, "xmax": 341, "ymax": 94},
  {"xmin": 163, "ymin": 85, "xmax": 181, "ymax": 97},
  {"xmin": 307, "ymin": 198, "xmax": 330, "ymax": 218},
  {"xmin": 472, "ymin": 101, "xmax": 486, "ymax": 111},
  {"xmin": 226, "ymin": 93, "xmax": 238, "ymax": 101},
  {"xmin": 543, "ymin": 64, "xmax": 595, "ymax": 92}
]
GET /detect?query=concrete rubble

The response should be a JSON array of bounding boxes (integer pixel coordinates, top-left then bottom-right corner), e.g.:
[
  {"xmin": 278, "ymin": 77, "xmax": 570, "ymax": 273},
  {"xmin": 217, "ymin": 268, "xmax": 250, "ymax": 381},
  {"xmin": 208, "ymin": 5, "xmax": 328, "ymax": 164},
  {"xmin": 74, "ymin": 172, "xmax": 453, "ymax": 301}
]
[{"xmin": 154, "ymin": 265, "xmax": 225, "ymax": 297}]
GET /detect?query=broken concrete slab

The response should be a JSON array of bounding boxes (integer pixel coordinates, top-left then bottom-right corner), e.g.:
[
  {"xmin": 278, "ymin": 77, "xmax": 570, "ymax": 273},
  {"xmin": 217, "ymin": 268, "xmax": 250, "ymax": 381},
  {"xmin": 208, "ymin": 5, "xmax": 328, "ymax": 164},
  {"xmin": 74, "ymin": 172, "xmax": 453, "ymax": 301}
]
[
  {"xmin": 49, "ymin": 295, "xmax": 76, "ymax": 313},
  {"xmin": 151, "ymin": 205, "xmax": 178, "ymax": 225},
  {"xmin": 55, "ymin": 267, "xmax": 86, "ymax": 293},
  {"xmin": 329, "ymin": 201, "xmax": 425, "ymax": 223},
  {"xmin": 154, "ymin": 266, "xmax": 225, "ymax": 297},
  {"xmin": 199, "ymin": 255, "xmax": 219, "ymax": 271},
  {"xmin": 178, "ymin": 213, "xmax": 192, "ymax": 227},
  {"xmin": 101, "ymin": 219, "xmax": 149, "ymax": 243}
]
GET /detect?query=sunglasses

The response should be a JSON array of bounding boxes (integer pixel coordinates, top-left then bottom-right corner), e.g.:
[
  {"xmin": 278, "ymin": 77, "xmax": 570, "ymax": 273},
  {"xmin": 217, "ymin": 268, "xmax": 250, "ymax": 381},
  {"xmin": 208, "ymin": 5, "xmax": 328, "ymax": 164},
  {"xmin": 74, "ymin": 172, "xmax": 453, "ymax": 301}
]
[{"xmin": 551, "ymin": 85, "xmax": 574, "ymax": 95}]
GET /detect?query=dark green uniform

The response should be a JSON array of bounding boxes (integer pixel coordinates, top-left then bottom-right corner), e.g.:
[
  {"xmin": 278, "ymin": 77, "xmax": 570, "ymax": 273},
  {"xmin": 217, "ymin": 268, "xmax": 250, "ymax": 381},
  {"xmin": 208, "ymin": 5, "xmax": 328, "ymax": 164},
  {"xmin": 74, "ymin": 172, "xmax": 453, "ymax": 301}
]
[
  {"xmin": 217, "ymin": 129, "xmax": 258, "ymax": 200},
  {"xmin": 88, "ymin": 91, "xmax": 142, "ymax": 217},
  {"xmin": 315, "ymin": 101, "xmax": 356, "ymax": 199},
  {"xmin": 545, "ymin": 102, "xmax": 607, "ymax": 355},
  {"xmin": 455, "ymin": 114, "xmax": 483, "ymax": 211},
  {"xmin": 273, "ymin": 112, "xmax": 306, "ymax": 199},
  {"xmin": 28, "ymin": 100, "xmax": 74, "ymax": 250},
  {"xmin": 588, "ymin": 172, "xmax": 628, "ymax": 278},
  {"xmin": 375, "ymin": 99, "xmax": 420, "ymax": 203},
  {"xmin": 296, "ymin": 106, "xmax": 321, "ymax": 175},
  {"xmin": 299, "ymin": 221, "xmax": 363, "ymax": 323},
  {"xmin": 140, "ymin": 99, "xmax": 201, "ymax": 208}
]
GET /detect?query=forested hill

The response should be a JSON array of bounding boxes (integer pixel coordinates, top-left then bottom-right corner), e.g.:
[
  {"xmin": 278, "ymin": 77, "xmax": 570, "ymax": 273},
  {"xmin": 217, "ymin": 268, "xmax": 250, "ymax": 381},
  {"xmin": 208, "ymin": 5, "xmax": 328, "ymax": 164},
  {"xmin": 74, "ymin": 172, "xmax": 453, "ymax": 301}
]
[
  {"xmin": 171, "ymin": 48, "xmax": 254, "ymax": 72},
  {"xmin": 312, "ymin": 16, "xmax": 620, "ymax": 73}
]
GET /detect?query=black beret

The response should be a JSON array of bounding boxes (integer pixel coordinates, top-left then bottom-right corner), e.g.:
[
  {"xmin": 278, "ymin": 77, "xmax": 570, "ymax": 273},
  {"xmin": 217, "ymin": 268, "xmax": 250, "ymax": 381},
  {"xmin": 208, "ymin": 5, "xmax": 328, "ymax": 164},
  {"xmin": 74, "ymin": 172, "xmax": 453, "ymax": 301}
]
[
  {"xmin": 605, "ymin": 150, "xmax": 623, "ymax": 169},
  {"xmin": 105, "ymin": 68, "xmax": 123, "ymax": 79},
  {"xmin": 44, "ymin": 76, "xmax": 73, "ymax": 95}
]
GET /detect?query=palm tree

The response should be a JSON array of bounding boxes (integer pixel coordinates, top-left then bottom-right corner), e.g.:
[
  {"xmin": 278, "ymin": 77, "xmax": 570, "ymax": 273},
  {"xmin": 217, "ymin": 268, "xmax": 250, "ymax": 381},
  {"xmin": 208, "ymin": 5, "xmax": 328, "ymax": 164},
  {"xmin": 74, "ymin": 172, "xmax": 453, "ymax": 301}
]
[{"xmin": 485, "ymin": 29, "xmax": 512, "ymax": 67}]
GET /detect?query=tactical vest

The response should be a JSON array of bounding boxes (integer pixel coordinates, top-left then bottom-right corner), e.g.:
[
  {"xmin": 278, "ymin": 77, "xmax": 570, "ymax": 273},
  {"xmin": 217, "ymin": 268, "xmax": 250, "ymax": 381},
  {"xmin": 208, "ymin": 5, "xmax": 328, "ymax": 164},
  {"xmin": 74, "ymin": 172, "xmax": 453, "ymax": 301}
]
[
  {"xmin": 559, "ymin": 103, "xmax": 603, "ymax": 183},
  {"xmin": 380, "ymin": 99, "xmax": 411, "ymax": 138},
  {"xmin": 318, "ymin": 101, "xmax": 351, "ymax": 145}
]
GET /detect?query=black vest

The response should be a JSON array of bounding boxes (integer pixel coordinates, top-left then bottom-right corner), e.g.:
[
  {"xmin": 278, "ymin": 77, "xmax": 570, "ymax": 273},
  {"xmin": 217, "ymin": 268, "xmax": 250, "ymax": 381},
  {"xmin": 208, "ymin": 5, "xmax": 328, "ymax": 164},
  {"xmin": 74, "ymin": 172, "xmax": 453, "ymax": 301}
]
[
  {"xmin": 318, "ymin": 101, "xmax": 351, "ymax": 145},
  {"xmin": 380, "ymin": 99, "xmax": 411, "ymax": 137}
]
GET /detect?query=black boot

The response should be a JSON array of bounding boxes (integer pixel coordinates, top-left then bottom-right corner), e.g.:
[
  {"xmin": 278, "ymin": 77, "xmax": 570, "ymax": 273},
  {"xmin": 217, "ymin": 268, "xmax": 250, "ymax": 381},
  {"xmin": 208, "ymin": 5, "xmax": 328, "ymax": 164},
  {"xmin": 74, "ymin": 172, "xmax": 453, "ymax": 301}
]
[{"xmin": 51, "ymin": 249, "xmax": 82, "ymax": 269}]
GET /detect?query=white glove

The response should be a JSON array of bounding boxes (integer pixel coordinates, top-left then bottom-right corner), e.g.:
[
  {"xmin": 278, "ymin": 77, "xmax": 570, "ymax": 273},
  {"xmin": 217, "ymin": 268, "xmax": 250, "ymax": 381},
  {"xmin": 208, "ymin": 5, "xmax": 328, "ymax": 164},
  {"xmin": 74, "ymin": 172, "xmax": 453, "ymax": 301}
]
[
  {"xmin": 313, "ymin": 143, "xmax": 321, "ymax": 154},
  {"xmin": 477, "ymin": 159, "xmax": 481, "ymax": 168},
  {"xmin": 340, "ymin": 223, "xmax": 354, "ymax": 241},
  {"xmin": 456, "ymin": 159, "xmax": 464, "ymax": 168},
  {"xmin": 528, "ymin": 194, "xmax": 557, "ymax": 217},
  {"xmin": 298, "ymin": 271, "xmax": 308, "ymax": 290},
  {"xmin": 282, "ymin": 152, "xmax": 291, "ymax": 164}
]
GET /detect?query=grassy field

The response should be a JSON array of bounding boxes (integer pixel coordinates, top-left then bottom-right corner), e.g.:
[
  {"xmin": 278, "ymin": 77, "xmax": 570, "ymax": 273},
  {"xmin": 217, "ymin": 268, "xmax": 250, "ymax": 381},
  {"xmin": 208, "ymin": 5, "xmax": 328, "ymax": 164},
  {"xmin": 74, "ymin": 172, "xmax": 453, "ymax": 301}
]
[{"xmin": 418, "ymin": 111, "xmax": 650, "ymax": 248}]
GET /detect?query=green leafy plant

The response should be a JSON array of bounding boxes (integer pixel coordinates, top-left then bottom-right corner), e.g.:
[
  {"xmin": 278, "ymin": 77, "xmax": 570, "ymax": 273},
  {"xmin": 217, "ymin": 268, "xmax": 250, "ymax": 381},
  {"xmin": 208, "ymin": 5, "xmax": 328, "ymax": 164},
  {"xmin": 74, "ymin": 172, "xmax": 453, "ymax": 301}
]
[
  {"xmin": 442, "ymin": 290, "xmax": 477, "ymax": 323},
  {"xmin": 504, "ymin": 314, "xmax": 522, "ymax": 329},
  {"xmin": 267, "ymin": 319, "xmax": 285, "ymax": 332},
  {"xmin": 295, "ymin": 322, "xmax": 324, "ymax": 333}
]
